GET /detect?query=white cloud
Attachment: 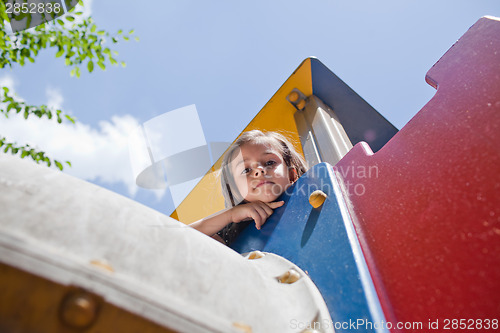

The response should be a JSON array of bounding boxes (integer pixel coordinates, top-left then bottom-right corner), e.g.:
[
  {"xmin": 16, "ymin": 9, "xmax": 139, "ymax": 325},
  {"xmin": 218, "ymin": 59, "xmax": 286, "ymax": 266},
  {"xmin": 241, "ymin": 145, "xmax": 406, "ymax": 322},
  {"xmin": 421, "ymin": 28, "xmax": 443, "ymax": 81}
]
[
  {"xmin": 46, "ymin": 86, "xmax": 64, "ymax": 110},
  {"xmin": 0, "ymin": 75, "xmax": 210, "ymax": 207},
  {"xmin": 0, "ymin": 75, "xmax": 17, "ymax": 94},
  {"xmin": 0, "ymin": 75, "xmax": 146, "ymax": 198}
]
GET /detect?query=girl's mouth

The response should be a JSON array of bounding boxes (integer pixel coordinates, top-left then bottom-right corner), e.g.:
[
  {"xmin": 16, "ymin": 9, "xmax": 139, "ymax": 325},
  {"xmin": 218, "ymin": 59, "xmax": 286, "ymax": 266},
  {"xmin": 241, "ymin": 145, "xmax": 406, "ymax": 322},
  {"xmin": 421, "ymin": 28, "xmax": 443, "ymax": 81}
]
[{"xmin": 255, "ymin": 181, "xmax": 273, "ymax": 188}]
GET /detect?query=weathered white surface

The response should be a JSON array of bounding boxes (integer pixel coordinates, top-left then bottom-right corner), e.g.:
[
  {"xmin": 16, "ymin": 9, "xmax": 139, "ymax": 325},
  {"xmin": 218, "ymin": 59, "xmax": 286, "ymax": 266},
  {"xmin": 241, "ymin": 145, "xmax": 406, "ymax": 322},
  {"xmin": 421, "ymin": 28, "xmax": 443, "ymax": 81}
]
[{"xmin": 0, "ymin": 153, "xmax": 332, "ymax": 333}]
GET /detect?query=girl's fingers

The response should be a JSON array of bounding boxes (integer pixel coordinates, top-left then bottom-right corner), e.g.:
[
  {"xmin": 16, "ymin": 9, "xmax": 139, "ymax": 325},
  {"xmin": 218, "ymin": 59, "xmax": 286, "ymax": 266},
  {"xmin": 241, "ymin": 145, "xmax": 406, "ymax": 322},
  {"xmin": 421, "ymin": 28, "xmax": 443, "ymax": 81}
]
[
  {"xmin": 266, "ymin": 201, "xmax": 285, "ymax": 209},
  {"xmin": 258, "ymin": 202, "xmax": 274, "ymax": 216},
  {"xmin": 249, "ymin": 210, "xmax": 262, "ymax": 228},
  {"xmin": 253, "ymin": 205, "xmax": 268, "ymax": 229},
  {"xmin": 256, "ymin": 202, "xmax": 273, "ymax": 217},
  {"xmin": 253, "ymin": 201, "xmax": 286, "ymax": 230},
  {"xmin": 239, "ymin": 201, "xmax": 285, "ymax": 230}
]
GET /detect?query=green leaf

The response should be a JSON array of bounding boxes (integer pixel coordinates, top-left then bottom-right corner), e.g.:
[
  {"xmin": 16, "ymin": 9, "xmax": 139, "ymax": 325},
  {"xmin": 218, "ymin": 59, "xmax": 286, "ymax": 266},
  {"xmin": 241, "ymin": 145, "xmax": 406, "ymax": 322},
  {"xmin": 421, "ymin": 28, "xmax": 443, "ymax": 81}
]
[
  {"xmin": 55, "ymin": 160, "xmax": 63, "ymax": 170},
  {"xmin": 65, "ymin": 114, "xmax": 75, "ymax": 124},
  {"xmin": 66, "ymin": 16, "xmax": 75, "ymax": 22},
  {"xmin": 87, "ymin": 60, "xmax": 93, "ymax": 73},
  {"xmin": 56, "ymin": 47, "xmax": 64, "ymax": 57}
]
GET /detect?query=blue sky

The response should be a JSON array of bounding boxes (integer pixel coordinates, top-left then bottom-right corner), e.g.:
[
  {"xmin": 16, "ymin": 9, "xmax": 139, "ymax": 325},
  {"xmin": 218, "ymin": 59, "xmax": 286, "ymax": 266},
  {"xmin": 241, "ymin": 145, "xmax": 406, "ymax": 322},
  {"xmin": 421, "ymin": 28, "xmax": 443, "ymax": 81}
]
[{"xmin": 1, "ymin": 0, "xmax": 499, "ymax": 216}]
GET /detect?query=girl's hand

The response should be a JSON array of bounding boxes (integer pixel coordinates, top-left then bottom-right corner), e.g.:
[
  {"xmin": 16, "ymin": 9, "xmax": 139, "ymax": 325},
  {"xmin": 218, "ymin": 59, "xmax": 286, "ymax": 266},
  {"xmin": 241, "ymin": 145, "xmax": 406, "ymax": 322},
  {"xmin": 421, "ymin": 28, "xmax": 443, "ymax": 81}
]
[{"xmin": 230, "ymin": 201, "xmax": 285, "ymax": 230}]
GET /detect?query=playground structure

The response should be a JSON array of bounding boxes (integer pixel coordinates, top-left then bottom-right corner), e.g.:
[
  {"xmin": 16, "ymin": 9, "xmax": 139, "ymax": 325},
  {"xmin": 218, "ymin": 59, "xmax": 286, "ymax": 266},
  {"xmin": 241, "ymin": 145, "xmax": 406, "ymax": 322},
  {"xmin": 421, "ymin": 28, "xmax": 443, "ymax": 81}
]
[{"xmin": 1, "ymin": 16, "xmax": 499, "ymax": 333}]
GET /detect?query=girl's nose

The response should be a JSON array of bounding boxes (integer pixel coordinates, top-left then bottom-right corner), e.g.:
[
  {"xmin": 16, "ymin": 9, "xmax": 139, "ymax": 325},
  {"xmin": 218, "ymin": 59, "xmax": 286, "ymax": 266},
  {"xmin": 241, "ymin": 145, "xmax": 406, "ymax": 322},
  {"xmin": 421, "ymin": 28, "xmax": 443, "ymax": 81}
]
[{"xmin": 254, "ymin": 166, "xmax": 265, "ymax": 177}]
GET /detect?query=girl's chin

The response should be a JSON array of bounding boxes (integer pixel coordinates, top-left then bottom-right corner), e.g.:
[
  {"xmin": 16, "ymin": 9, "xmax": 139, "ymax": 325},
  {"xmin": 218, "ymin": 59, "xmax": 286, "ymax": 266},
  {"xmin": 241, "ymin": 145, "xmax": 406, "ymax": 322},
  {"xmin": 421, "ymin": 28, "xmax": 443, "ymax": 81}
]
[
  {"xmin": 246, "ymin": 193, "xmax": 280, "ymax": 203},
  {"xmin": 243, "ymin": 184, "xmax": 285, "ymax": 202}
]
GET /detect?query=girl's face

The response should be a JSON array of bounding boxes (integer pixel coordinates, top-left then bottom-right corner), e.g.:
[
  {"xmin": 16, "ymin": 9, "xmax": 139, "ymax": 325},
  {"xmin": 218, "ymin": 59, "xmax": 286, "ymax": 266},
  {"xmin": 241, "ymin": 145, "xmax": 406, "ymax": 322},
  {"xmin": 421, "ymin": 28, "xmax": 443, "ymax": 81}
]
[{"xmin": 230, "ymin": 142, "xmax": 295, "ymax": 203}]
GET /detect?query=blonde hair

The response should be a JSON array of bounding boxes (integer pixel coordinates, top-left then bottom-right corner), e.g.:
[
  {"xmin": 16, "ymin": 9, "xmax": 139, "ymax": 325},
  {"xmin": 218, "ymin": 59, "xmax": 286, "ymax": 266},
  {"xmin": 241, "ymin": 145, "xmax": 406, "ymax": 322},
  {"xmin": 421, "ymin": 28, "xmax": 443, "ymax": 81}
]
[{"xmin": 220, "ymin": 130, "xmax": 307, "ymax": 208}]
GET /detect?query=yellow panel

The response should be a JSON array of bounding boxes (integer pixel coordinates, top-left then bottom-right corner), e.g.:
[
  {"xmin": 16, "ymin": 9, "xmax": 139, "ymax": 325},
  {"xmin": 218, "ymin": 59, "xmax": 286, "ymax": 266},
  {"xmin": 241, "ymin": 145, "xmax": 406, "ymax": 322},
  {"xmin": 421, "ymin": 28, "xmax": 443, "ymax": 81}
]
[{"xmin": 171, "ymin": 58, "xmax": 313, "ymax": 223}]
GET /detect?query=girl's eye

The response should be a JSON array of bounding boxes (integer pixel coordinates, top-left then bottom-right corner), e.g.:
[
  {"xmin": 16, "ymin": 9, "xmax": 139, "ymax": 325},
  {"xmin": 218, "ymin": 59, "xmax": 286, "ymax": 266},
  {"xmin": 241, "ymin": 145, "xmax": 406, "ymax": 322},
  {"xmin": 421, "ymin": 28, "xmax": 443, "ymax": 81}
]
[
  {"xmin": 242, "ymin": 167, "xmax": 251, "ymax": 174},
  {"xmin": 265, "ymin": 160, "xmax": 276, "ymax": 166}
]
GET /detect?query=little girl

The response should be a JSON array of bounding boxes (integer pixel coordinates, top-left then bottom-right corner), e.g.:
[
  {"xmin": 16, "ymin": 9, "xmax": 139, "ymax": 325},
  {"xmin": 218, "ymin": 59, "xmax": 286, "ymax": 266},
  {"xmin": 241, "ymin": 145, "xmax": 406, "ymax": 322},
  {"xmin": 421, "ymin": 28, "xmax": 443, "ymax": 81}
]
[{"xmin": 189, "ymin": 130, "xmax": 307, "ymax": 245}]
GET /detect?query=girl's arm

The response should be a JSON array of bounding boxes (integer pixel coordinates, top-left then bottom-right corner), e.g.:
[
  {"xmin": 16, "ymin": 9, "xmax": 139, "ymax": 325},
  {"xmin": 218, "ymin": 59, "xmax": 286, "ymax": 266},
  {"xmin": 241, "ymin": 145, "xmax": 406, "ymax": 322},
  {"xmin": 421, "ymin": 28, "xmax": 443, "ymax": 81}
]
[
  {"xmin": 189, "ymin": 201, "xmax": 284, "ymax": 237},
  {"xmin": 188, "ymin": 208, "xmax": 233, "ymax": 237}
]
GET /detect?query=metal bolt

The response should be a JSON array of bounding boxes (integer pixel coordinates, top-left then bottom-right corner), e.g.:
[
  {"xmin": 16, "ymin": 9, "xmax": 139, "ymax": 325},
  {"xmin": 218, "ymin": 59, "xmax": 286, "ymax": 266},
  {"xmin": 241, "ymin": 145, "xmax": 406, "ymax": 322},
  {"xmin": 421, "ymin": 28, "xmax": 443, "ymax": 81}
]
[
  {"xmin": 287, "ymin": 91, "xmax": 300, "ymax": 103},
  {"xmin": 296, "ymin": 99, "xmax": 306, "ymax": 110},
  {"xmin": 247, "ymin": 251, "xmax": 265, "ymax": 260},
  {"xmin": 309, "ymin": 190, "xmax": 327, "ymax": 208},
  {"xmin": 60, "ymin": 290, "xmax": 99, "ymax": 329},
  {"xmin": 277, "ymin": 269, "xmax": 301, "ymax": 284}
]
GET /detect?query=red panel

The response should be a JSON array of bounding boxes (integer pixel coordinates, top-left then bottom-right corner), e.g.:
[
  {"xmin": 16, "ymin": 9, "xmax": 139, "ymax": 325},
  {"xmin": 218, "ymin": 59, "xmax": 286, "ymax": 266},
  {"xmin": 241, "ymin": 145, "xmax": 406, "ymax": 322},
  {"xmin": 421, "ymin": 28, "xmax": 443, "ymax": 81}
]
[{"xmin": 334, "ymin": 17, "xmax": 500, "ymax": 332}]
